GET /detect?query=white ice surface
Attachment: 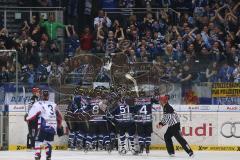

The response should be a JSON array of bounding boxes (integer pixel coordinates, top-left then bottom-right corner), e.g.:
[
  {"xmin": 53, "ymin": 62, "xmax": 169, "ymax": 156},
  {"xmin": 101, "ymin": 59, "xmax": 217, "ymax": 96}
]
[{"xmin": 0, "ymin": 150, "xmax": 239, "ymax": 160}]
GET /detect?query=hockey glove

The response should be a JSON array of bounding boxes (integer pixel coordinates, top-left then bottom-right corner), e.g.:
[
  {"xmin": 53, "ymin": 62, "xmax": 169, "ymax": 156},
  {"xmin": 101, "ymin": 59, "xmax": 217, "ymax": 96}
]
[{"xmin": 57, "ymin": 126, "xmax": 64, "ymax": 137}]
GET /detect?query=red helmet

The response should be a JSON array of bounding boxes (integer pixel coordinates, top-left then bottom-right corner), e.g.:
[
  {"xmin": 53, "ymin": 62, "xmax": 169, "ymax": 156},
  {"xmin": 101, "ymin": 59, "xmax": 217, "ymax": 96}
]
[
  {"xmin": 32, "ymin": 87, "xmax": 41, "ymax": 94},
  {"xmin": 159, "ymin": 95, "xmax": 169, "ymax": 103}
]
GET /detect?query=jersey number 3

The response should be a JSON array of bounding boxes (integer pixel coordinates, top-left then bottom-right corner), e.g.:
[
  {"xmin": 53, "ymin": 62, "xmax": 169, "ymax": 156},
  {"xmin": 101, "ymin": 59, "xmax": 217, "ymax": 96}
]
[{"xmin": 48, "ymin": 105, "xmax": 54, "ymax": 115}]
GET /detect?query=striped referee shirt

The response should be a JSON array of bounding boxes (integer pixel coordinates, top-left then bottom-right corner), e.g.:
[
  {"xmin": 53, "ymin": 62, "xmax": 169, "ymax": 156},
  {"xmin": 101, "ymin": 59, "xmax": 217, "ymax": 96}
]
[{"xmin": 159, "ymin": 103, "xmax": 180, "ymax": 127}]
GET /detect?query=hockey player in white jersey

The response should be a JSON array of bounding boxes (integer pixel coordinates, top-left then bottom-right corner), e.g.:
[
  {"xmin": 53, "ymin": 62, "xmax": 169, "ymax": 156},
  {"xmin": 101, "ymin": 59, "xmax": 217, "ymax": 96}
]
[{"xmin": 26, "ymin": 90, "xmax": 63, "ymax": 160}]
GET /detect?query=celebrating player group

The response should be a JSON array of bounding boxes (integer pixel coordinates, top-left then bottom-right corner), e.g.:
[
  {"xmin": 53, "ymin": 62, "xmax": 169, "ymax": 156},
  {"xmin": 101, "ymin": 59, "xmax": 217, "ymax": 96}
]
[
  {"xmin": 25, "ymin": 86, "xmax": 194, "ymax": 160},
  {"xmin": 65, "ymin": 86, "xmax": 158, "ymax": 155}
]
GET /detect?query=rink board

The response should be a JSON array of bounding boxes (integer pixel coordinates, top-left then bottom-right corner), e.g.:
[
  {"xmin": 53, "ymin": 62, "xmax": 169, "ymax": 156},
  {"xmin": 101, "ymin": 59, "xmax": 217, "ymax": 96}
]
[{"xmin": 7, "ymin": 105, "xmax": 240, "ymax": 151}]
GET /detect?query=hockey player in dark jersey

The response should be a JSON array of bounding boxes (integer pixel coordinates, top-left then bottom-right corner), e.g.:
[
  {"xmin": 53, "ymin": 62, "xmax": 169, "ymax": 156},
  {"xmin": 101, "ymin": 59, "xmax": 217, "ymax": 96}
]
[
  {"xmin": 134, "ymin": 94, "xmax": 153, "ymax": 154},
  {"xmin": 24, "ymin": 87, "xmax": 41, "ymax": 149},
  {"xmin": 66, "ymin": 95, "xmax": 89, "ymax": 150},
  {"xmin": 111, "ymin": 94, "xmax": 137, "ymax": 155},
  {"xmin": 65, "ymin": 87, "xmax": 90, "ymax": 150},
  {"xmin": 85, "ymin": 89, "xmax": 111, "ymax": 152}
]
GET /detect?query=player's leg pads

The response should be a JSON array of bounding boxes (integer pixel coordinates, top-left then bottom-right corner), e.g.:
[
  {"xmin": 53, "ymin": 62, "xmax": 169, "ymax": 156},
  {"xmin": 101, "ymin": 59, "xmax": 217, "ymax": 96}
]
[
  {"xmin": 76, "ymin": 132, "xmax": 85, "ymax": 148},
  {"xmin": 128, "ymin": 135, "xmax": 135, "ymax": 148},
  {"xmin": 68, "ymin": 132, "xmax": 76, "ymax": 148},
  {"xmin": 145, "ymin": 136, "xmax": 151, "ymax": 146},
  {"xmin": 98, "ymin": 134, "xmax": 104, "ymax": 146},
  {"xmin": 45, "ymin": 141, "xmax": 52, "ymax": 160},
  {"xmin": 86, "ymin": 135, "xmax": 92, "ymax": 145},
  {"xmin": 34, "ymin": 141, "xmax": 42, "ymax": 160},
  {"xmin": 119, "ymin": 134, "xmax": 126, "ymax": 147},
  {"xmin": 138, "ymin": 136, "xmax": 144, "ymax": 146},
  {"xmin": 103, "ymin": 135, "xmax": 110, "ymax": 145}
]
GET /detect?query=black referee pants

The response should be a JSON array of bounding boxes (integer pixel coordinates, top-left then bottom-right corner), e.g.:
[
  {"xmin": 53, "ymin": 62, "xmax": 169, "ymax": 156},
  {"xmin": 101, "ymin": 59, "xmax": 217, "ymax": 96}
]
[{"xmin": 164, "ymin": 123, "xmax": 193, "ymax": 155}]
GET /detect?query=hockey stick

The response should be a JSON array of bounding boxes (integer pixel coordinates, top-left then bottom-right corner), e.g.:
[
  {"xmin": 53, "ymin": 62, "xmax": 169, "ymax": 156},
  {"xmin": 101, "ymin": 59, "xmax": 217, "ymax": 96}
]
[
  {"xmin": 152, "ymin": 130, "xmax": 165, "ymax": 141},
  {"xmin": 125, "ymin": 73, "xmax": 139, "ymax": 97}
]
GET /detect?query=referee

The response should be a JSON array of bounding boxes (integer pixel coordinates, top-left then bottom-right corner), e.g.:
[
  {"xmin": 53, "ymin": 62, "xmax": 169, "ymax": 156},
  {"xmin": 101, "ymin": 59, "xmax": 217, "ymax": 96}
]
[{"xmin": 156, "ymin": 95, "xmax": 194, "ymax": 157}]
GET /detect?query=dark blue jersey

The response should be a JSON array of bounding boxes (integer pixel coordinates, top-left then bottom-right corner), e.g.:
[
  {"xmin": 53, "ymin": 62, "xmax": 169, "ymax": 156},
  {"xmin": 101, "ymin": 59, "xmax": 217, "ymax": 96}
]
[
  {"xmin": 68, "ymin": 95, "xmax": 89, "ymax": 113},
  {"xmin": 112, "ymin": 100, "xmax": 135, "ymax": 122},
  {"xmin": 134, "ymin": 97, "xmax": 152, "ymax": 122},
  {"xmin": 86, "ymin": 98, "xmax": 107, "ymax": 121}
]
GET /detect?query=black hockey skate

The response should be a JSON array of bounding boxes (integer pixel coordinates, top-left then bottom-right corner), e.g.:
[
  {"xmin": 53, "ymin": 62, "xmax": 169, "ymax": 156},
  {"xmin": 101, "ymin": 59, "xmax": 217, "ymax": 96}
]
[
  {"xmin": 46, "ymin": 155, "xmax": 51, "ymax": 160},
  {"xmin": 35, "ymin": 155, "xmax": 41, "ymax": 160},
  {"xmin": 98, "ymin": 142, "xmax": 104, "ymax": 150},
  {"xmin": 119, "ymin": 147, "xmax": 127, "ymax": 155},
  {"xmin": 84, "ymin": 143, "xmax": 91, "ymax": 153},
  {"xmin": 139, "ymin": 144, "xmax": 144, "ymax": 154},
  {"xmin": 105, "ymin": 143, "xmax": 112, "ymax": 153},
  {"xmin": 76, "ymin": 140, "xmax": 84, "ymax": 150},
  {"xmin": 146, "ymin": 145, "xmax": 150, "ymax": 154},
  {"xmin": 131, "ymin": 148, "xmax": 139, "ymax": 155}
]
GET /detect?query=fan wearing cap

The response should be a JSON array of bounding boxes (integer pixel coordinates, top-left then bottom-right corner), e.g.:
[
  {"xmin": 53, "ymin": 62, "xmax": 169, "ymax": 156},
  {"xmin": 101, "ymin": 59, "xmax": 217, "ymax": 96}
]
[
  {"xmin": 25, "ymin": 87, "xmax": 41, "ymax": 149},
  {"xmin": 156, "ymin": 95, "xmax": 194, "ymax": 158}
]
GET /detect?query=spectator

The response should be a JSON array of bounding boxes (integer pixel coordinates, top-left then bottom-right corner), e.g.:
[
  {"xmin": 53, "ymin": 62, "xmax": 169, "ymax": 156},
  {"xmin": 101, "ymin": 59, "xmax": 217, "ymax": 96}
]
[
  {"xmin": 65, "ymin": 25, "xmax": 80, "ymax": 57},
  {"xmin": 94, "ymin": 10, "xmax": 111, "ymax": 29},
  {"xmin": 102, "ymin": 30, "xmax": 119, "ymax": 56},
  {"xmin": 40, "ymin": 14, "xmax": 66, "ymax": 41},
  {"xmin": 80, "ymin": 26, "xmax": 93, "ymax": 51},
  {"xmin": 233, "ymin": 63, "xmax": 240, "ymax": 82},
  {"xmin": 36, "ymin": 59, "xmax": 51, "ymax": 82},
  {"xmin": 127, "ymin": 49, "xmax": 137, "ymax": 64},
  {"xmin": 38, "ymin": 40, "xmax": 50, "ymax": 60},
  {"xmin": 0, "ymin": 66, "xmax": 9, "ymax": 82},
  {"xmin": 210, "ymin": 41, "xmax": 225, "ymax": 63},
  {"xmin": 119, "ymin": 0, "xmax": 135, "ymax": 27},
  {"xmin": 206, "ymin": 62, "xmax": 219, "ymax": 82},
  {"xmin": 49, "ymin": 42, "xmax": 60, "ymax": 63},
  {"xmin": 218, "ymin": 62, "xmax": 234, "ymax": 82},
  {"xmin": 178, "ymin": 64, "xmax": 193, "ymax": 96},
  {"xmin": 226, "ymin": 46, "xmax": 239, "ymax": 66}
]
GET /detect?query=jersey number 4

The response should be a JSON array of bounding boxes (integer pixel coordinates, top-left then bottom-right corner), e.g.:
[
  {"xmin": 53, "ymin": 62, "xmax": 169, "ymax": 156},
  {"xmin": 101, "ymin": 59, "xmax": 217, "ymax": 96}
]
[{"xmin": 139, "ymin": 105, "xmax": 147, "ymax": 114}]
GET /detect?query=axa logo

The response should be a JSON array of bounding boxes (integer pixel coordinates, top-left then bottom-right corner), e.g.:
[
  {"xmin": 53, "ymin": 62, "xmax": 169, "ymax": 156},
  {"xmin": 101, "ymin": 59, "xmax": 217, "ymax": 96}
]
[{"xmin": 182, "ymin": 123, "xmax": 213, "ymax": 136}]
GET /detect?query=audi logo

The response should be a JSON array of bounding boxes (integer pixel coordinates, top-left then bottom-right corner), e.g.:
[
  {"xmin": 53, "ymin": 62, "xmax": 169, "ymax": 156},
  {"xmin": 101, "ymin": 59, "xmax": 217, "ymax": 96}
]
[{"xmin": 220, "ymin": 122, "xmax": 240, "ymax": 138}]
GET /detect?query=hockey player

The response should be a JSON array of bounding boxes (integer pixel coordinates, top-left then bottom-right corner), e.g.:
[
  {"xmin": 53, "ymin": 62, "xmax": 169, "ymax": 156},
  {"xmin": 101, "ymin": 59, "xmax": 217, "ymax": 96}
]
[
  {"xmin": 134, "ymin": 94, "xmax": 153, "ymax": 154},
  {"xmin": 111, "ymin": 95, "xmax": 136, "ymax": 155},
  {"xmin": 26, "ymin": 90, "xmax": 63, "ymax": 160},
  {"xmin": 66, "ymin": 96, "xmax": 81, "ymax": 150},
  {"xmin": 74, "ymin": 95, "xmax": 89, "ymax": 150},
  {"xmin": 156, "ymin": 95, "xmax": 194, "ymax": 157},
  {"xmin": 25, "ymin": 87, "xmax": 41, "ymax": 149},
  {"xmin": 66, "ymin": 94, "xmax": 89, "ymax": 150},
  {"xmin": 85, "ymin": 89, "xmax": 111, "ymax": 152}
]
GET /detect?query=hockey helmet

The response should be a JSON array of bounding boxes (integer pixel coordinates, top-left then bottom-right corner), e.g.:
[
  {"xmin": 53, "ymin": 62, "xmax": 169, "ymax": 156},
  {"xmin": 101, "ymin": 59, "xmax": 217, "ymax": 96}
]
[{"xmin": 159, "ymin": 95, "xmax": 169, "ymax": 103}]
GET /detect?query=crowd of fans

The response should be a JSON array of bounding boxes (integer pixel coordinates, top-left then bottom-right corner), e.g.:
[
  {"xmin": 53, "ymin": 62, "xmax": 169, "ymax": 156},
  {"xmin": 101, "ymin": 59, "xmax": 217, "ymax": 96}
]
[{"xmin": 0, "ymin": 0, "xmax": 240, "ymax": 85}]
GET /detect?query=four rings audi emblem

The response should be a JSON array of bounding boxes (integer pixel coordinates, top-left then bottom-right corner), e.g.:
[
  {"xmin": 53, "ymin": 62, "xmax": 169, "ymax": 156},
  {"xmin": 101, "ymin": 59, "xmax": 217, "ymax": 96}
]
[{"xmin": 220, "ymin": 122, "xmax": 240, "ymax": 138}]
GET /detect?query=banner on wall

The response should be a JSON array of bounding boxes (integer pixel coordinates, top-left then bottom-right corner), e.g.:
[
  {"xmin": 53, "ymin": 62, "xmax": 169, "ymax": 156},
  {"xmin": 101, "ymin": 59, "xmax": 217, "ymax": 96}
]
[
  {"xmin": 4, "ymin": 92, "xmax": 55, "ymax": 105},
  {"xmin": 152, "ymin": 112, "xmax": 218, "ymax": 146},
  {"xmin": 212, "ymin": 83, "xmax": 240, "ymax": 97},
  {"xmin": 212, "ymin": 97, "xmax": 240, "ymax": 105}
]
